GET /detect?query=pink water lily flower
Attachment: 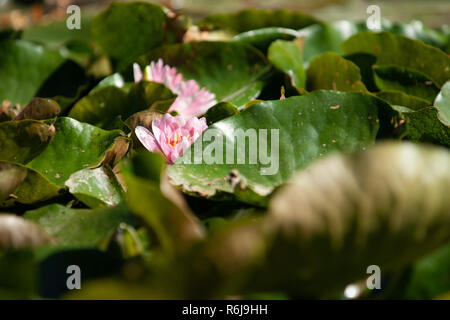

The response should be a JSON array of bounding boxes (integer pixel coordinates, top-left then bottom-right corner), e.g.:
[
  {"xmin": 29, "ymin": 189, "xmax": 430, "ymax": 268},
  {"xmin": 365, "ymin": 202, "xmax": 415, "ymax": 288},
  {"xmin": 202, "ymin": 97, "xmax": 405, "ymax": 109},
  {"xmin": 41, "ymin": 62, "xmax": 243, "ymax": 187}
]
[
  {"xmin": 135, "ymin": 113, "xmax": 208, "ymax": 164},
  {"xmin": 133, "ymin": 59, "xmax": 216, "ymax": 117}
]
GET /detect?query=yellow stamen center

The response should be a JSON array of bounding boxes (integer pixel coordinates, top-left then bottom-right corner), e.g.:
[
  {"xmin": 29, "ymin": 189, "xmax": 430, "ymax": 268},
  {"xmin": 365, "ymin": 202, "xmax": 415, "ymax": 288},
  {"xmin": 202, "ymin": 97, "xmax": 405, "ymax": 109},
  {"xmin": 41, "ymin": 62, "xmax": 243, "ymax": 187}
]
[{"xmin": 167, "ymin": 132, "xmax": 182, "ymax": 148}]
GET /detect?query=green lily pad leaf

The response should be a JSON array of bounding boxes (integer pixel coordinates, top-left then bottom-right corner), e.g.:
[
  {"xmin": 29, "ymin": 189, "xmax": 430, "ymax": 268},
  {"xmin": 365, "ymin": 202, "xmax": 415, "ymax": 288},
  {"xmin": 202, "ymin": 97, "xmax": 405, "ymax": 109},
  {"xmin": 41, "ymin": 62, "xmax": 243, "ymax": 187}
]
[
  {"xmin": 0, "ymin": 162, "xmax": 26, "ymax": 202},
  {"xmin": 306, "ymin": 52, "xmax": 367, "ymax": 92},
  {"xmin": 69, "ymin": 80, "xmax": 175, "ymax": 128},
  {"xmin": 140, "ymin": 41, "xmax": 270, "ymax": 107},
  {"xmin": 199, "ymin": 9, "xmax": 318, "ymax": 33},
  {"xmin": 434, "ymin": 80, "xmax": 450, "ymax": 125},
  {"xmin": 121, "ymin": 152, "xmax": 205, "ymax": 253},
  {"xmin": 22, "ymin": 16, "xmax": 92, "ymax": 48},
  {"xmin": 0, "ymin": 120, "xmax": 55, "ymax": 164},
  {"xmin": 397, "ymin": 106, "xmax": 450, "ymax": 146},
  {"xmin": 341, "ymin": 31, "xmax": 450, "ymax": 87},
  {"xmin": 92, "ymin": 73, "xmax": 125, "ymax": 93},
  {"xmin": 0, "ymin": 161, "xmax": 61, "ymax": 207},
  {"xmin": 149, "ymin": 98, "xmax": 177, "ymax": 114},
  {"xmin": 26, "ymin": 117, "xmax": 128, "ymax": 187},
  {"xmin": 299, "ymin": 21, "xmax": 365, "ymax": 65},
  {"xmin": 373, "ymin": 65, "xmax": 440, "ymax": 103},
  {"xmin": 384, "ymin": 20, "xmax": 449, "ymax": 51},
  {"xmin": 14, "ymin": 98, "xmax": 60, "ymax": 121},
  {"xmin": 65, "ymin": 167, "xmax": 125, "ymax": 209},
  {"xmin": 233, "ymin": 27, "xmax": 300, "ymax": 52},
  {"xmin": 0, "ymin": 214, "xmax": 52, "ymax": 250},
  {"xmin": 24, "ymin": 203, "xmax": 138, "ymax": 248},
  {"xmin": 167, "ymin": 90, "xmax": 385, "ymax": 205},
  {"xmin": 205, "ymin": 102, "xmax": 239, "ymax": 125},
  {"xmin": 0, "ymin": 39, "xmax": 65, "ymax": 105},
  {"xmin": 92, "ymin": 2, "xmax": 167, "ymax": 69},
  {"xmin": 300, "ymin": 20, "xmax": 450, "ymax": 66},
  {"xmin": 265, "ymin": 142, "xmax": 450, "ymax": 296},
  {"xmin": 376, "ymin": 90, "xmax": 429, "ymax": 110},
  {"xmin": 268, "ymin": 40, "xmax": 306, "ymax": 93},
  {"xmin": 22, "ymin": 18, "xmax": 94, "ymax": 67}
]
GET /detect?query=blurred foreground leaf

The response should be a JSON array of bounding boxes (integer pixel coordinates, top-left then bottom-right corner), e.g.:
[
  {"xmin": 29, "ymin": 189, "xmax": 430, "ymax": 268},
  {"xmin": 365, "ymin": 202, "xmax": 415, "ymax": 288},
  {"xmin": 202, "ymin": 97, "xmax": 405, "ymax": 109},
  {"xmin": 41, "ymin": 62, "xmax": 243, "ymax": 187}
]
[
  {"xmin": 0, "ymin": 214, "xmax": 52, "ymax": 250},
  {"xmin": 121, "ymin": 152, "xmax": 205, "ymax": 254},
  {"xmin": 262, "ymin": 142, "xmax": 450, "ymax": 296}
]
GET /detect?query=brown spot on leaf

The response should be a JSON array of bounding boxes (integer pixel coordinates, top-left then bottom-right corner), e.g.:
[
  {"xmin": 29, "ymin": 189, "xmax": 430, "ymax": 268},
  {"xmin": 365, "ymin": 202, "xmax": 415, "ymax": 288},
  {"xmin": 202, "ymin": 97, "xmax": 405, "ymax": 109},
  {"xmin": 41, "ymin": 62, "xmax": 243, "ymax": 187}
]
[{"xmin": 225, "ymin": 169, "xmax": 241, "ymax": 189}]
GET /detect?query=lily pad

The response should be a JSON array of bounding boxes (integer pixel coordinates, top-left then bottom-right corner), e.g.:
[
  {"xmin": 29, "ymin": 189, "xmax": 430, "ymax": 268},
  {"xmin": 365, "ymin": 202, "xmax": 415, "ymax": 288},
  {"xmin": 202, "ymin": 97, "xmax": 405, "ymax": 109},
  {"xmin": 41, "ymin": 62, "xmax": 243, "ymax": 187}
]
[
  {"xmin": 376, "ymin": 90, "xmax": 429, "ymax": 110},
  {"xmin": 22, "ymin": 16, "xmax": 93, "ymax": 48},
  {"xmin": 14, "ymin": 98, "xmax": 61, "ymax": 121},
  {"xmin": 65, "ymin": 167, "xmax": 125, "ymax": 209},
  {"xmin": 434, "ymin": 80, "xmax": 450, "ymax": 125},
  {"xmin": 0, "ymin": 39, "xmax": 64, "ymax": 106},
  {"xmin": 205, "ymin": 102, "xmax": 239, "ymax": 125},
  {"xmin": 306, "ymin": 52, "xmax": 367, "ymax": 92},
  {"xmin": 300, "ymin": 20, "xmax": 449, "ymax": 66},
  {"xmin": 267, "ymin": 40, "xmax": 306, "ymax": 93},
  {"xmin": 26, "ymin": 117, "xmax": 128, "ymax": 187},
  {"xmin": 341, "ymin": 31, "xmax": 450, "ymax": 87},
  {"xmin": 199, "ymin": 9, "xmax": 318, "ymax": 33},
  {"xmin": 0, "ymin": 161, "xmax": 61, "ymax": 207},
  {"xmin": 92, "ymin": 2, "xmax": 167, "ymax": 69},
  {"xmin": 397, "ymin": 106, "xmax": 450, "ymax": 146},
  {"xmin": 233, "ymin": 27, "xmax": 301, "ymax": 52},
  {"xmin": 140, "ymin": 41, "xmax": 270, "ymax": 107},
  {"xmin": 24, "ymin": 203, "xmax": 138, "ymax": 248},
  {"xmin": 167, "ymin": 90, "xmax": 385, "ymax": 205},
  {"xmin": 299, "ymin": 21, "xmax": 365, "ymax": 65},
  {"xmin": 383, "ymin": 20, "xmax": 449, "ymax": 50},
  {"xmin": 0, "ymin": 120, "xmax": 55, "ymax": 164},
  {"xmin": 373, "ymin": 65, "xmax": 440, "ymax": 103}
]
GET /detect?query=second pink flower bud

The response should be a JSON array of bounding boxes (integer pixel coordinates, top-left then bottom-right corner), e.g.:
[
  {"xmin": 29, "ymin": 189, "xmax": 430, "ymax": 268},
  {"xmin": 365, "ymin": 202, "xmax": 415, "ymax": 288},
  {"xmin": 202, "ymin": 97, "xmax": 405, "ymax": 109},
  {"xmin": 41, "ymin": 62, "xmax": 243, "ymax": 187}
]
[{"xmin": 134, "ymin": 59, "xmax": 216, "ymax": 118}]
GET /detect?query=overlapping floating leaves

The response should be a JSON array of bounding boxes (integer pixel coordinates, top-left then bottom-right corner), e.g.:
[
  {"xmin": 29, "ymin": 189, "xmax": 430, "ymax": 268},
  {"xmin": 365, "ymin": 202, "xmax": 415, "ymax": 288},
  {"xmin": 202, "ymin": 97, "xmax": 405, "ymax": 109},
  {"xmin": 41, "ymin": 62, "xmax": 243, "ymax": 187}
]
[{"xmin": 0, "ymin": 2, "xmax": 449, "ymax": 299}]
